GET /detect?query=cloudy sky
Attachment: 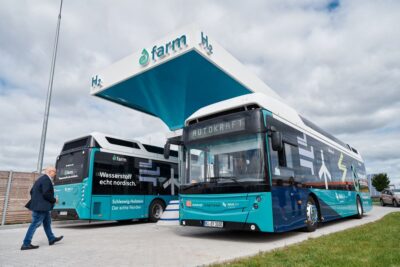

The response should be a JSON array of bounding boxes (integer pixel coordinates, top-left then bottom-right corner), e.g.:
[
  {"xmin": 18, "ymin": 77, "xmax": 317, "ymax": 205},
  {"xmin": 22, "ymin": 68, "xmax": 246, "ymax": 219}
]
[{"xmin": 0, "ymin": 0, "xmax": 399, "ymax": 185}]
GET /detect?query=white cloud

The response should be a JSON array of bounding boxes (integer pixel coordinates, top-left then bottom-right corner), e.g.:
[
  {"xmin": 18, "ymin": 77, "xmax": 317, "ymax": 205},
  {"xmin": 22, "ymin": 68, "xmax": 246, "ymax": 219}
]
[{"xmin": 0, "ymin": 0, "xmax": 399, "ymax": 184}]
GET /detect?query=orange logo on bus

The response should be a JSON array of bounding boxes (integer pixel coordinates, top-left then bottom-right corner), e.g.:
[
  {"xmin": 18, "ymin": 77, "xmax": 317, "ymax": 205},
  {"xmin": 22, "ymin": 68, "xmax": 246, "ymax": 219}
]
[{"xmin": 186, "ymin": 200, "xmax": 192, "ymax": 207}]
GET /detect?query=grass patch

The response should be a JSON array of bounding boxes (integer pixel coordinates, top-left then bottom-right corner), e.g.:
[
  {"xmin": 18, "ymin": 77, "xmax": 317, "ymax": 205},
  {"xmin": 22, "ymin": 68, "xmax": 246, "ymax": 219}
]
[
  {"xmin": 212, "ymin": 212, "xmax": 400, "ymax": 267},
  {"xmin": 372, "ymin": 197, "xmax": 381, "ymax": 205}
]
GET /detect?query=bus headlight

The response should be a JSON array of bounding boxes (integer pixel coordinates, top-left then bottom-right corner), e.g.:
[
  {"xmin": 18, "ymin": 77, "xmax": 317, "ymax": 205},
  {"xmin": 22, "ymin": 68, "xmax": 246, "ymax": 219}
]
[{"xmin": 81, "ymin": 186, "xmax": 85, "ymax": 201}]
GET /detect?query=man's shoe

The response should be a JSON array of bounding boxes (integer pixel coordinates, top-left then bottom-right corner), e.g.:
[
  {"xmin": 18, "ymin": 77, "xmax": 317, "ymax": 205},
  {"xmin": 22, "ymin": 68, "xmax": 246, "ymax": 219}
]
[
  {"xmin": 49, "ymin": 235, "xmax": 63, "ymax": 246},
  {"xmin": 21, "ymin": 244, "xmax": 39, "ymax": 250}
]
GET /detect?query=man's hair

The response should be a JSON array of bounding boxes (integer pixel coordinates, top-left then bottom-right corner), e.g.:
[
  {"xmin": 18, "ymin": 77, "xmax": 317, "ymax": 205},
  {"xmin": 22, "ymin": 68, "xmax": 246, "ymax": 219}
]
[{"xmin": 44, "ymin": 166, "xmax": 56, "ymax": 174}]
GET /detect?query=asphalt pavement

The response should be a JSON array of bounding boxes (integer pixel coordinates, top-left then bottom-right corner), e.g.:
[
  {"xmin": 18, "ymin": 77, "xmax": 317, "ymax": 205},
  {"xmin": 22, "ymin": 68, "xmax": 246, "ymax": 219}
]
[{"xmin": 0, "ymin": 206, "xmax": 398, "ymax": 267}]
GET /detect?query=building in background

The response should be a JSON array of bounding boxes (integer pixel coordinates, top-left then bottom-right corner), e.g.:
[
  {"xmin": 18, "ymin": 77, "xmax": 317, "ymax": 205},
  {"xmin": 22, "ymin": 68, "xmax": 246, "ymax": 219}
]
[{"xmin": 367, "ymin": 174, "xmax": 380, "ymax": 197}]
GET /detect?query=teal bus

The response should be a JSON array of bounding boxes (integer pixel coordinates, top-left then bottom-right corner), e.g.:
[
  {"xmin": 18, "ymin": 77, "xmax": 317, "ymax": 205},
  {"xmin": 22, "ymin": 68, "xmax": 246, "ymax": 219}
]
[
  {"xmin": 52, "ymin": 132, "xmax": 179, "ymax": 222},
  {"xmin": 166, "ymin": 93, "xmax": 372, "ymax": 232}
]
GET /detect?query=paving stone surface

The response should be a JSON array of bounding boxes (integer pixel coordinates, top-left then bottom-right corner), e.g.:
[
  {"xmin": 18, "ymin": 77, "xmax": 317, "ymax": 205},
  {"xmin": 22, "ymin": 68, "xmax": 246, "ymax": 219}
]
[{"xmin": 0, "ymin": 206, "xmax": 397, "ymax": 267}]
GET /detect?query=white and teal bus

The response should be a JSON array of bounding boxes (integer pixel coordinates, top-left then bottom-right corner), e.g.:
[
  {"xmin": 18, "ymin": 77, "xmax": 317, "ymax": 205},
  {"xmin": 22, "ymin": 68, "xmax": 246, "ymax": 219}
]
[
  {"xmin": 52, "ymin": 132, "xmax": 179, "ymax": 222},
  {"xmin": 166, "ymin": 93, "xmax": 372, "ymax": 232}
]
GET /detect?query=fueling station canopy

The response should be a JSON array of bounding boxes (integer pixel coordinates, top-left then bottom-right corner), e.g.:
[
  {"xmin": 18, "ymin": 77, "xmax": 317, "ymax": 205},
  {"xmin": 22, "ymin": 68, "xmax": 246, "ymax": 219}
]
[{"xmin": 90, "ymin": 27, "xmax": 281, "ymax": 130}]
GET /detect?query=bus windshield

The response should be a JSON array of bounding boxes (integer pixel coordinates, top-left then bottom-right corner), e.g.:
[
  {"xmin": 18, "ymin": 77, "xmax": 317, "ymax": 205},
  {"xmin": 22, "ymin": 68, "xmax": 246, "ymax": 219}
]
[
  {"xmin": 55, "ymin": 150, "xmax": 88, "ymax": 185},
  {"xmin": 184, "ymin": 134, "xmax": 265, "ymax": 185}
]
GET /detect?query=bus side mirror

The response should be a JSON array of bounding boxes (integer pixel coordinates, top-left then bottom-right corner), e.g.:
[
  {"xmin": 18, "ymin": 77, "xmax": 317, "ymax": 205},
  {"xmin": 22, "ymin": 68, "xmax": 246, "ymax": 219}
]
[
  {"xmin": 164, "ymin": 142, "xmax": 170, "ymax": 159},
  {"xmin": 271, "ymin": 131, "xmax": 283, "ymax": 151}
]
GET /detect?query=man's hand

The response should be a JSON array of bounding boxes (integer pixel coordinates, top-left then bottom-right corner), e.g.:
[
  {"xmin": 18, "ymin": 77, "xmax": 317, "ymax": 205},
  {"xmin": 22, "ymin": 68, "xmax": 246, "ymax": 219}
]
[{"xmin": 55, "ymin": 197, "xmax": 59, "ymax": 204}]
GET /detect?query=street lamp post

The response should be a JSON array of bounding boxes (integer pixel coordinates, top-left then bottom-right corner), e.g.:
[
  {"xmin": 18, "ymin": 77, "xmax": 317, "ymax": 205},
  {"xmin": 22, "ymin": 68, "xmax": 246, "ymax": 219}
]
[{"xmin": 37, "ymin": 0, "xmax": 63, "ymax": 173}]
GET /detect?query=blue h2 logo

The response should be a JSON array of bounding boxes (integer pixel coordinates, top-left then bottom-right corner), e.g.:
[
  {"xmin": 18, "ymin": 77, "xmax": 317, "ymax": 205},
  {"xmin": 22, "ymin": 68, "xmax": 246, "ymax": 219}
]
[
  {"xmin": 91, "ymin": 75, "xmax": 103, "ymax": 89},
  {"xmin": 201, "ymin": 32, "xmax": 213, "ymax": 55}
]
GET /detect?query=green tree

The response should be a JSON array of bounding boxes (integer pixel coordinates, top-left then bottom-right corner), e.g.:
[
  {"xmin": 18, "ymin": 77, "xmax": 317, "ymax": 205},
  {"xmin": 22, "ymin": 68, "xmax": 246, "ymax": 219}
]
[{"xmin": 372, "ymin": 173, "xmax": 390, "ymax": 192}]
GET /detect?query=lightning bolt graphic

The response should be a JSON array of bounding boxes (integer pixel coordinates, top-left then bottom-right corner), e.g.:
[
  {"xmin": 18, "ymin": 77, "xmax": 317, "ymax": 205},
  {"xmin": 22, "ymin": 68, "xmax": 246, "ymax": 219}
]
[{"xmin": 338, "ymin": 153, "xmax": 347, "ymax": 182}]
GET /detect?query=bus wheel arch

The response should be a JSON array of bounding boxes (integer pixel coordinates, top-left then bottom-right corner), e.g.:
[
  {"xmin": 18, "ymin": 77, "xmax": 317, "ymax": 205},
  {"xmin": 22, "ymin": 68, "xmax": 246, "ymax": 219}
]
[
  {"xmin": 304, "ymin": 194, "xmax": 320, "ymax": 232},
  {"xmin": 148, "ymin": 198, "xmax": 166, "ymax": 222}
]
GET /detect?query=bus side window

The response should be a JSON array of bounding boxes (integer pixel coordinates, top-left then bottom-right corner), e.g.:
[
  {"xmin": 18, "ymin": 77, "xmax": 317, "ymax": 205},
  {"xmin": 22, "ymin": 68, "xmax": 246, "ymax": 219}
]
[
  {"xmin": 269, "ymin": 138, "xmax": 296, "ymax": 175},
  {"xmin": 269, "ymin": 138, "xmax": 279, "ymax": 175},
  {"xmin": 278, "ymin": 149, "xmax": 286, "ymax": 167},
  {"xmin": 277, "ymin": 143, "xmax": 294, "ymax": 168},
  {"xmin": 284, "ymin": 143, "xmax": 294, "ymax": 168}
]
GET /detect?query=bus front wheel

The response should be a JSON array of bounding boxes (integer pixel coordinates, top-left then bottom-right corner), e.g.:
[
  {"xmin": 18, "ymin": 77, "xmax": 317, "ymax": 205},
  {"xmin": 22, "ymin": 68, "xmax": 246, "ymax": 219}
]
[
  {"xmin": 355, "ymin": 196, "xmax": 363, "ymax": 219},
  {"xmin": 305, "ymin": 196, "xmax": 319, "ymax": 232},
  {"xmin": 149, "ymin": 199, "xmax": 165, "ymax": 222}
]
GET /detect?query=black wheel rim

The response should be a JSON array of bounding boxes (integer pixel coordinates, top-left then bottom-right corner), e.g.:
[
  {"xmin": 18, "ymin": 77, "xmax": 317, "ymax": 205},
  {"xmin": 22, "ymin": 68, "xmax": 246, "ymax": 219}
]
[
  {"xmin": 152, "ymin": 203, "xmax": 163, "ymax": 219},
  {"xmin": 306, "ymin": 200, "xmax": 318, "ymax": 225},
  {"xmin": 357, "ymin": 199, "xmax": 362, "ymax": 215}
]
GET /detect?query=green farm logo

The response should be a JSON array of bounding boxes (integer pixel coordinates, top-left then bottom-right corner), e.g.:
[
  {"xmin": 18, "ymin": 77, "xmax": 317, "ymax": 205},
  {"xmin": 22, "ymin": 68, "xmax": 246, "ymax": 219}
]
[
  {"xmin": 139, "ymin": 35, "xmax": 187, "ymax": 66},
  {"xmin": 139, "ymin": 49, "xmax": 149, "ymax": 66},
  {"xmin": 112, "ymin": 155, "xmax": 127, "ymax": 163}
]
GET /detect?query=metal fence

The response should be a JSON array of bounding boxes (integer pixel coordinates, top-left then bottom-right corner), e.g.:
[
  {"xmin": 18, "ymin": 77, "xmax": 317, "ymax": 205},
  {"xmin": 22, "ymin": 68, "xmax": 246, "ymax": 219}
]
[{"xmin": 0, "ymin": 171, "xmax": 39, "ymax": 225}]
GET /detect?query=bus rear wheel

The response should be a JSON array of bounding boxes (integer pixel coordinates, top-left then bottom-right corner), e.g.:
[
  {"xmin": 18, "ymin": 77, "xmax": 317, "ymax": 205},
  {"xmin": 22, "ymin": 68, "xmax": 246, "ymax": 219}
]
[
  {"xmin": 355, "ymin": 196, "xmax": 363, "ymax": 219},
  {"xmin": 149, "ymin": 199, "xmax": 165, "ymax": 222},
  {"xmin": 305, "ymin": 196, "xmax": 319, "ymax": 232}
]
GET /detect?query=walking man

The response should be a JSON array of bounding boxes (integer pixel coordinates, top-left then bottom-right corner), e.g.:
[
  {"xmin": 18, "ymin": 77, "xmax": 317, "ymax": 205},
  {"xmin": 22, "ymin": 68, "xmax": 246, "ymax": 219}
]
[{"xmin": 21, "ymin": 166, "xmax": 63, "ymax": 250}]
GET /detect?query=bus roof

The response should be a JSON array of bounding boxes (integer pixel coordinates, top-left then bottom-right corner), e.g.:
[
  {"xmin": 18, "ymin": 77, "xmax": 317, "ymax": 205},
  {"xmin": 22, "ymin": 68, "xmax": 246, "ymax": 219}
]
[
  {"xmin": 90, "ymin": 26, "xmax": 282, "ymax": 130},
  {"xmin": 61, "ymin": 132, "xmax": 178, "ymax": 161},
  {"xmin": 186, "ymin": 93, "xmax": 362, "ymax": 161}
]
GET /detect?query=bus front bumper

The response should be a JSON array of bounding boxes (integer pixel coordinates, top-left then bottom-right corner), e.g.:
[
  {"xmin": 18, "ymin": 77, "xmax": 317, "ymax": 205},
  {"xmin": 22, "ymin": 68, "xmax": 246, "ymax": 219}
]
[
  {"xmin": 180, "ymin": 219, "xmax": 261, "ymax": 231},
  {"xmin": 179, "ymin": 192, "xmax": 274, "ymax": 232}
]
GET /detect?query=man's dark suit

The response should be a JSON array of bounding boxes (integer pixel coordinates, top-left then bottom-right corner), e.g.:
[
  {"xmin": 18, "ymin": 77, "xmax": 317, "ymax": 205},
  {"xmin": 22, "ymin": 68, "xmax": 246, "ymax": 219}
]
[
  {"xmin": 26, "ymin": 175, "xmax": 56, "ymax": 211},
  {"xmin": 22, "ymin": 172, "xmax": 64, "ymax": 249}
]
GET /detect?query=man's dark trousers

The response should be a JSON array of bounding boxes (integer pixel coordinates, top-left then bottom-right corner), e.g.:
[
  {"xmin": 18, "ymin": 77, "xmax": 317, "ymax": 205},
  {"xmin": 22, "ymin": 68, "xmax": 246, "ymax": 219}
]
[
  {"xmin": 23, "ymin": 211, "xmax": 55, "ymax": 246},
  {"xmin": 23, "ymin": 174, "xmax": 57, "ymax": 246}
]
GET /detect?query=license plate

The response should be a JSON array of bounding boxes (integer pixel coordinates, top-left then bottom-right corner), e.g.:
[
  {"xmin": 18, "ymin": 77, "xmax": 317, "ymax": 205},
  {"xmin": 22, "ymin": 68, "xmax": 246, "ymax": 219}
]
[
  {"xmin": 203, "ymin": 220, "xmax": 223, "ymax": 228},
  {"xmin": 59, "ymin": 211, "xmax": 67, "ymax": 216}
]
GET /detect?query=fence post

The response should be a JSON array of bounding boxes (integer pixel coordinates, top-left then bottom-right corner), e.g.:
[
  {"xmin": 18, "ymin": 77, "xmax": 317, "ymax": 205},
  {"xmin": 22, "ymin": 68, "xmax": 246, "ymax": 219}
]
[{"xmin": 1, "ymin": 170, "xmax": 13, "ymax": 226}]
